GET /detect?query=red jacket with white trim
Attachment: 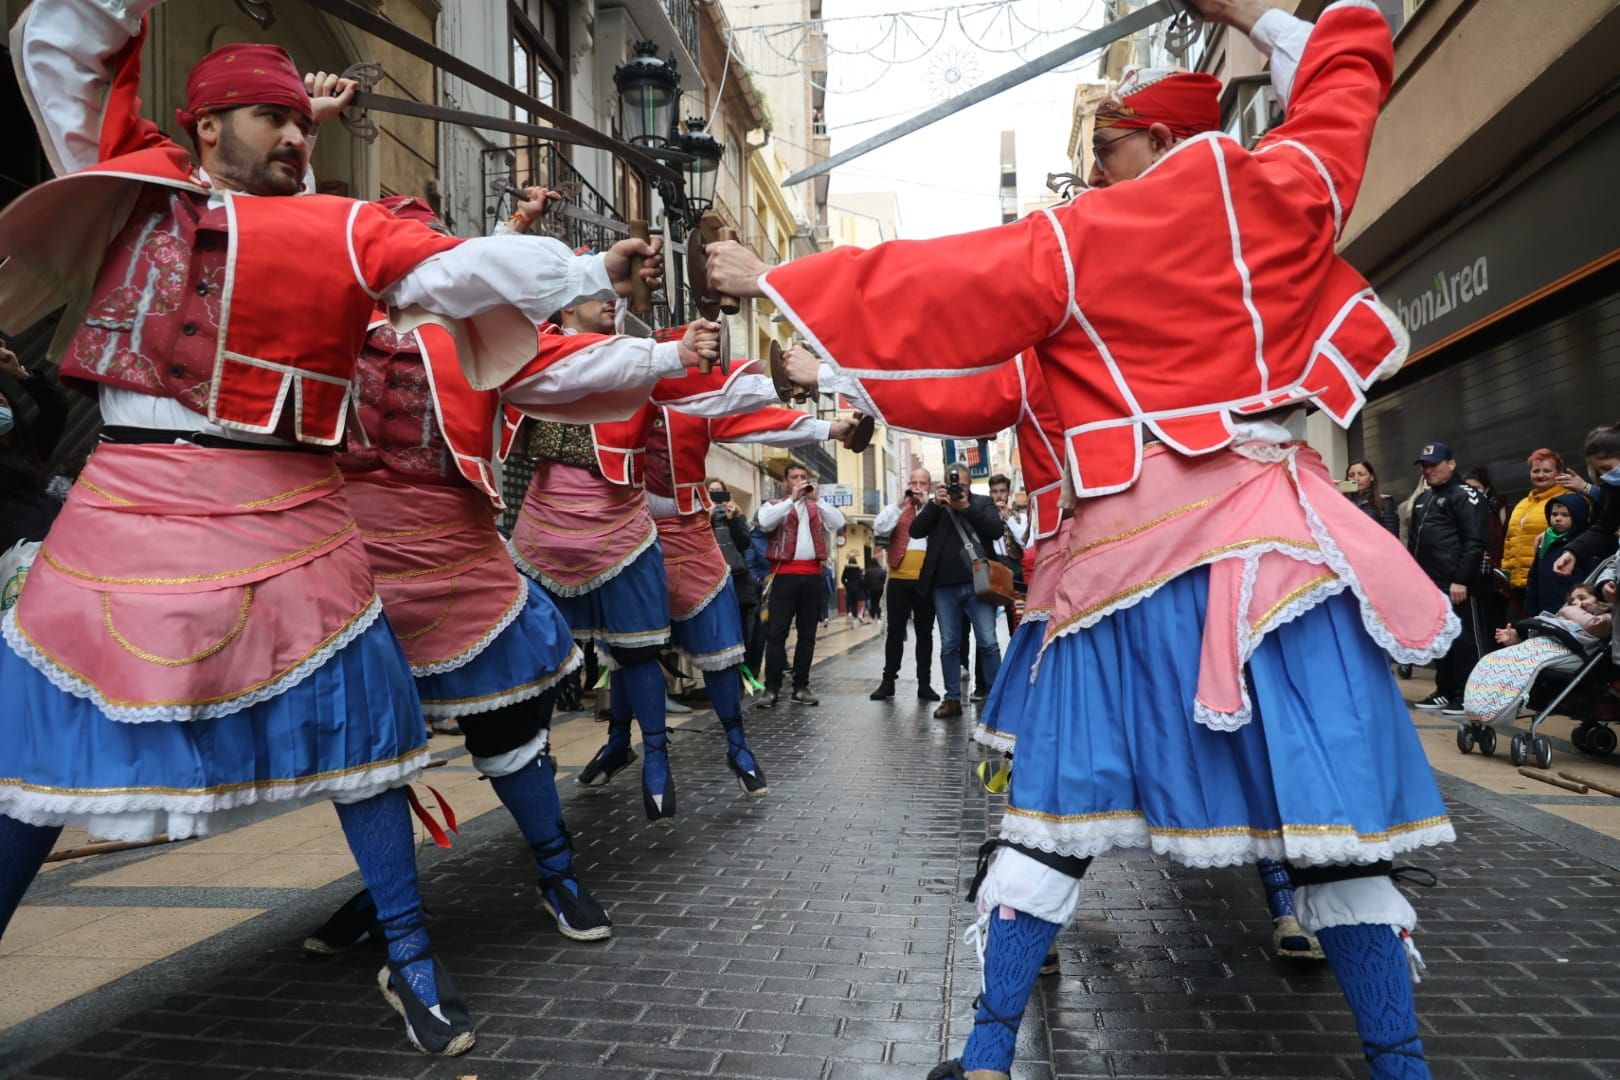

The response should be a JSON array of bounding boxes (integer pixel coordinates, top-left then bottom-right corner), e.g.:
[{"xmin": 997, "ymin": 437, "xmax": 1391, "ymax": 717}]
[{"xmin": 762, "ymin": 2, "xmax": 1402, "ymax": 498}]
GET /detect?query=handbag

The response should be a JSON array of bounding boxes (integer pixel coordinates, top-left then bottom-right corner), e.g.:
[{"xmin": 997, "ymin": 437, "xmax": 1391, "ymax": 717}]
[{"xmin": 949, "ymin": 506, "xmax": 1015, "ymax": 608}]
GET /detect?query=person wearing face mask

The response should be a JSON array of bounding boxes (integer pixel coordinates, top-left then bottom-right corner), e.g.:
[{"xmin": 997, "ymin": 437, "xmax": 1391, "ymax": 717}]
[{"xmin": 0, "ymin": 342, "xmax": 70, "ymax": 553}]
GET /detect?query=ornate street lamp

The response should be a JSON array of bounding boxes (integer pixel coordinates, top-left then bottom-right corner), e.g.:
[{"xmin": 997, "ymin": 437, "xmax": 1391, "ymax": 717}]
[
  {"xmin": 677, "ymin": 120, "xmax": 723, "ymax": 218},
  {"xmin": 614, "ymin": 41, "xmax": 681, "ymax": 148}
]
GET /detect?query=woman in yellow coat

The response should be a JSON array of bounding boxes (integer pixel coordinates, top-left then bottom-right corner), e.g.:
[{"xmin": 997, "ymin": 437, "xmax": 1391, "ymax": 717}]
[{"xmin": 1502, "ymin": 449, "xmax": 1571, "ymax": 597}]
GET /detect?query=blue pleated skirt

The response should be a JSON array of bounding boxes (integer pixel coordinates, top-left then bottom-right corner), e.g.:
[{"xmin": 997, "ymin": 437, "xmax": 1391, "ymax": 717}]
[
  {"xmin": 539, "ymin": 540, "xmax": 670, "ymax": 649},
  {"xmin": 670, "ymin": 577, "xmax": 745, "ymax": 671},
  {"xmin": 1000, "ymin": 567, "xmax": 1454, "ymax": 867},
  {"xmin": 0, "ymin": 608, "xmax": 427, "ymax": 841},
  {"xmin": 415, "ymin": 578, "xmax": 581, "ymax": 717},
  {"xmin": 973, "ymin": 615, "xmax": 1046, "ymax": 753}
]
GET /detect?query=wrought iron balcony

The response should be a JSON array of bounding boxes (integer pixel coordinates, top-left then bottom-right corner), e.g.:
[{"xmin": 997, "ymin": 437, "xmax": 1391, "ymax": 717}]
[
  {"xmin": 796, "ymin": 440, "xmax": 837, "ymax": 484},
  {"xmin": 481, "ymin": 143, "xmax": 624, "ymax": 256}
]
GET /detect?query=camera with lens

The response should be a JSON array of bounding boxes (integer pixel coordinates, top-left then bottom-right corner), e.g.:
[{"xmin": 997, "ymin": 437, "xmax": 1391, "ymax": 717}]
[{"xmin": 947, "ymin": 482, "xmax": 965, "ymax": 501}]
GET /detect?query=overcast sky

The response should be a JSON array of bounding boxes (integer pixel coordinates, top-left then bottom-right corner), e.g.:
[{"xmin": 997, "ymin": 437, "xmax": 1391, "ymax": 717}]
[{"xmin": 811, "ymin": 0, "xmax": 1111, "ymax": 238}]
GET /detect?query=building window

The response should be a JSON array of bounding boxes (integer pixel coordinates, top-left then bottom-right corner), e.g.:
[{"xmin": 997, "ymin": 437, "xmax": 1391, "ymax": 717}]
[{"xmin": 510, "ymin": 0, "xmax": 567, "ymax": 186}]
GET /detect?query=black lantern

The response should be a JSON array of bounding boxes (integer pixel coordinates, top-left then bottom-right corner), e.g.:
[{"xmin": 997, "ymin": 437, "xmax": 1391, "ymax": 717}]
[
  {"xmin": 677, "ymin": 120, "xmax": 723, "ymax": 215},
  {"xmin": 614, "ymin": 40, "xmax": 680, "ymax": 148}
]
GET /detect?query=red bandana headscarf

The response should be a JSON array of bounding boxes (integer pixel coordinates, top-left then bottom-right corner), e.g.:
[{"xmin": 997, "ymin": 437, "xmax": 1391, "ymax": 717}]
[
  {"xmin": 1093, "ymin": 68, "xmax": 1223, "ymax": 140},
  {"xmin": 176, "ymin": 43, "xmax": 312, "ymax": 136}
]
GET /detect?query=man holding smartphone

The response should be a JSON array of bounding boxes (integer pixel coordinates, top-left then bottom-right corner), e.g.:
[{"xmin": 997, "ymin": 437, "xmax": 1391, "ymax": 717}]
[
  {"xmin": 757, "ymin": 462, "xmax": 847, "ymax": 706},
  {"xmin": 870, "ymin": 468, "xmax": 941, "ymax": 702}
]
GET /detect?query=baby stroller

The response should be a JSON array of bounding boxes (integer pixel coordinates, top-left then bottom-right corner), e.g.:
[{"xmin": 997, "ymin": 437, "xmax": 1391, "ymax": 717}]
[{"xmin": 1457, "ymin": 556, "xmax": 1619, "ymax": 769}]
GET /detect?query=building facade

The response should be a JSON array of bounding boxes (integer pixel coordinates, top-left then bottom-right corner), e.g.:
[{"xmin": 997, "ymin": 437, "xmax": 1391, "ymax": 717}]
[{"xmin": 1178, "ymin": 0, "xmax": 1620, "ymax": 504}]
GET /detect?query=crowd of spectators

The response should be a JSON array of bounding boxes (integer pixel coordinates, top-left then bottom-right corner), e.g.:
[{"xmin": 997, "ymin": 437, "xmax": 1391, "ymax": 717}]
[{"xmin": 1374, "ymin": 427, "xmax": 1620, "ymax": 715}]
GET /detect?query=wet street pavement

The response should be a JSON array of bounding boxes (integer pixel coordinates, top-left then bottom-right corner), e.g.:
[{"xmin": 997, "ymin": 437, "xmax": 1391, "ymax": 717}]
[{"xmin": 8, "ymin": 628, "xmax": 1620, "ymax": 1079}]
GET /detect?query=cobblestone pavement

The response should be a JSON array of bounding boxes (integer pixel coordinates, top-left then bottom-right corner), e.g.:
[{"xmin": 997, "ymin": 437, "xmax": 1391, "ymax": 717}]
[{"xmin": 8, "ymin": 635, "xmax": 1620, "ymax": 1079}]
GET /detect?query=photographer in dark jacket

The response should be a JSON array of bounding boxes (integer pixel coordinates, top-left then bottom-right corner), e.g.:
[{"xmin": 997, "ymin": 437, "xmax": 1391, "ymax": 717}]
[
  {"xmin": 0, "ymin": 340, "xmax": 71, "ymax": 553},
  {"xmin": 910, "ymin": 463, "xmax": 1005, "ymax": 719},
  {"xmin": 1407, "ymin": 442, "xmax": 1488, "ymax": 716},
  {"xmin": 706, "ymin": 478, "xmax": 758, "ymax": 639}
]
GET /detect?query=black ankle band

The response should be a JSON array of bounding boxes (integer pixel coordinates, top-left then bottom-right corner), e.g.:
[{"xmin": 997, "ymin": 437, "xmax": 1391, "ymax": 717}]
[{"xmin": 965, "ymin": 839, "xmax": 1090, "ymax": 903}]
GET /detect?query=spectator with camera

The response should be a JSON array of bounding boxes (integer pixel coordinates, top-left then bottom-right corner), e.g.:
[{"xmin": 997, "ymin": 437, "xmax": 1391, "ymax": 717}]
[
  {"xmin": 910, "ymin": 463, "xmax": 1006, "ymax": 719},
  {"xmin": 706, "ymin": 478, "xmax": 758, "ymax": 643},
  {"xmin": 756, "ymin": 462, "xmax": 847, "ymax": 707},
  {"xmin": 870, "ymin": 468, "xmax": 940, "ymax": 702}
]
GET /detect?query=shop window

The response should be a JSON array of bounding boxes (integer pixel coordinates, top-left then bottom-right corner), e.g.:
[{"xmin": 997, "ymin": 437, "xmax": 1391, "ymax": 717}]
[{"xmin": 510, "ymin": 0, "xmax": 568, "ymax": 186}]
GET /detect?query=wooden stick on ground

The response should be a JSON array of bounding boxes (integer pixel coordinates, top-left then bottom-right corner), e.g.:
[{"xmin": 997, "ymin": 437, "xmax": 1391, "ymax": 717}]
[
  {"xmin": 1560, "ymin": 771, "xmax": 1620, "ymax": 798},
  {"xmin": 43, "ymin": 836, "xmax": 175, "ymax": 864},
  {"xmin": 1518, "ymin": 767, "xmax": 1590, "ymax": 793}
]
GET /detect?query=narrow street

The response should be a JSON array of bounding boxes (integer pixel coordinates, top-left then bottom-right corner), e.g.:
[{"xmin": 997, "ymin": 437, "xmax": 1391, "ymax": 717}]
[{"xmin": 6, "ymin": 625, "xmax": 1620, "ymax": 1079}]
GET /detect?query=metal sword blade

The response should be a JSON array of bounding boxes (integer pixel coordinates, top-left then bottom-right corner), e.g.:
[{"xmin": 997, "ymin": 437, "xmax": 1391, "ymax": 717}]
[{"xmin": 783, "ymin": 0, "xmax": 1183, "ymax": 187}]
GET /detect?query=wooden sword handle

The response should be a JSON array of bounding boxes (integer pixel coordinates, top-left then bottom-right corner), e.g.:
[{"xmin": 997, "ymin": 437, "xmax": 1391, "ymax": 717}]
[
  {"xmin": 699, "ymin": 211, "xmax": 743, "ymax": 316},
  {"xmin": 627, "ymin": 219, "xmax": 653, "ymax": 316}
]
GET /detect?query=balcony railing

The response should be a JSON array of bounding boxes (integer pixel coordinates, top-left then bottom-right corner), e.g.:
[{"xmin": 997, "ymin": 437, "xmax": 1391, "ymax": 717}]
[
  {"xmin": 797, "ymin": 440, "xmax": 837, "ymax": 484},
  {"xmin": 481, "ymin": 142, "xmax": 625, "ymax": 256},
  {"xmin": 665, "ymin": 0, "xmax": 701, "ymax": 66}
]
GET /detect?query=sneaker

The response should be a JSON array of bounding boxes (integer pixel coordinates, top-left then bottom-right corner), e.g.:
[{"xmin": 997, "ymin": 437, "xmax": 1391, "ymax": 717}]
[
  {"xmin": 869, "ymin": 679, "xmax": 896, "ymax": 701},
  {"xmin": 303, "ymin": 889, "xmax": 379, "ymax": 955},
  {"xmin": 1272, "ymin": 915, "xmax": 1325, "ymax": 960},
  {"xmin": 756, "ymin": 691, "xmax": 779, "ymax": 709},
  {"xmin": 934, "ymin": 699, "xmax": 964, "ymax": 719},
  {"xmin": 790, "ymin": 688, "xmax": 820, "ymax": 706},
  {"xmin": 971, "ymin": 684, "xmax": 989, "ymax": 701},
  {"xmin": 917, "ymin": 686, "xmax": 941, "ymax": 702},
  {"xmin": 428, "ymin": 718, "xmax": 462, "ymax": 737},
  {"xmin": 375, "ymin": 953, "xmax": 475, "ymax": 1056},
  {"xmin": 1413, "ymin": 693, "xmax": 1450, "ymax": 711},
  {"xmin": 1397, "ymin": 664, "xmax": 1413, "ymax": 679},
  {"xmin": 665, "ymin": 694, "xmax": 693, "ymax": 715},
  {"xmin": 538, "ymin": 876, "xmax": 613, "ymax": 942},
  {"xmin": 1440, "ymin": 703, "xmax": 1466, "ymax": 717},
  {"xmin": 1040, "ymin": 949, "xmax": 1060, "ymax": 977},
  {"xmin": 576, "ymin": 742, "xmax": 637, "ymax": 788}
]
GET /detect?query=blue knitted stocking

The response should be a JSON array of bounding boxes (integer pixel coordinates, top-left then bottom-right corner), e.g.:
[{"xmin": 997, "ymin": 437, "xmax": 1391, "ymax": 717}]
[
  {"xmin": 960, "ymin": 909, "xmax": 1061, "ymax": 1073},
  {"xmin": 0, "ymin": 816, "xmax": 61, "ymax": 938},
  {"xmin": 1258, "ymin": 858, "xmax": 1298, "ymax": 919},
  {"xmin": 1317, "ymin": 923, "xmax": 1429, "ymax": 1079},
  {"xmin": 605, "ymin": 671, "xmax": 633, "ymax": 749},
  {"xmin": 487, "ymin": 754, "xmax": 577, "ymax": 896},
  {"xmin": 619, "ymin": 661, "xmax": 670, "ymax": 799},
  {"xmin": 703, "ymin": 666, "xmax": 743, "ymax": 721},
  {"xmin": 334, "ymin": 790, "xmax": 438, "ymax": 1008}
]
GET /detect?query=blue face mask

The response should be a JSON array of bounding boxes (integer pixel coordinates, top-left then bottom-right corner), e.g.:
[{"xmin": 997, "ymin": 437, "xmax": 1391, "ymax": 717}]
[{"xmin": 0, "ymin": 406, "xmax": 13, "ymax": 437}]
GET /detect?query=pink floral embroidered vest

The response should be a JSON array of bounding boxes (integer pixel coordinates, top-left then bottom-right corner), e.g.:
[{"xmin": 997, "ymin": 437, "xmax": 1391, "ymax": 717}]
[
  {"xmin": 342, "ymin": 325, "xmax": 458, "ymax": 484},
  {"xmin": 61, "ymin": 186, "xmax": 225, "ymax": 415}
]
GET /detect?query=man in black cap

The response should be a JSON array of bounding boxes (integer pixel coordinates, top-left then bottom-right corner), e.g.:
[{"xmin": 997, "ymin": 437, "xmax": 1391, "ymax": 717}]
[{"xmin": 1407, "ymin": 441, "xmax": 1488, "ymax": 715}]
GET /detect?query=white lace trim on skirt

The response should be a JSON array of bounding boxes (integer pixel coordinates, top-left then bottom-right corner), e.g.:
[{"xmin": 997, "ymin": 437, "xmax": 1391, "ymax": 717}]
[
  {"xmin": 1000, "ymin": 811, "xmax": 1456, "ymax": 870},
  {"xmin": 508, "ymin": 527, "xmax": 658, "ymax": 598},
  {"xmin": 0, "ymin": 747, "xmax": 430, "ymax": 842},
  {"xmin": 418, "ymin": 644, "xmax": 582, "ymax": 717}
]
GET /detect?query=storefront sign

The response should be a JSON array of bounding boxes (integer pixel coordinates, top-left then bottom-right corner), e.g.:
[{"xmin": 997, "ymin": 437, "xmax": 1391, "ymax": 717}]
[
  {"xmin": 1377, "ymin": 113, "xmax": 1620, "ymax": 356},
  {"xmin": 820, "ymin": 483, "xmax": 855, "ymax": 508}
]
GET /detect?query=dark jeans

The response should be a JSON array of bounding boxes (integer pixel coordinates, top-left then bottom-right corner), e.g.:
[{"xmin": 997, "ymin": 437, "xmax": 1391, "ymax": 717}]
[
  {"xmin": 1433, "ymin": 596, "xmax": 1481, "ymax": 700},
  {"xmin": 934, "ymin": 582, "xmax": 1002, "ymax": 702},
  {"xmin": 882, "ymin": 576, "xmax": 935, "ymax": 685},
  {"xmin": 765, "ymin": 572, "xmax": 823, "ymax": 692}
]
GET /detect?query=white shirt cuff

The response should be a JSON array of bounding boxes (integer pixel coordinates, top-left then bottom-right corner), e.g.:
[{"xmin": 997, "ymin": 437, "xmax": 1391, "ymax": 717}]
[{"xmin": 1249, "ymin": 7, "xmax": 1312, "ymax": 108}]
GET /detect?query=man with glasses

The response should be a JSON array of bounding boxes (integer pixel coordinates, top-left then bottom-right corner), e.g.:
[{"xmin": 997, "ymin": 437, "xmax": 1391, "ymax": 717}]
[{"xmin": 704, "ymin": 1, "xmax": 1459, "ymax": 1077}]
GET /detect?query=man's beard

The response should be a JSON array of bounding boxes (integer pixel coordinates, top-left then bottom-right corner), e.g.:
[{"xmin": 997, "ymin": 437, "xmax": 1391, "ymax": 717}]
[{"xmin": 215, "ymin": 120, "xmax": 304, "ymax": 196}]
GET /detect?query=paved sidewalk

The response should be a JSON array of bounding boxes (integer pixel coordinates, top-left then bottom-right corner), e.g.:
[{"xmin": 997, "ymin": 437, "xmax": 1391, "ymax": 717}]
[{"xmin": 7, "ymin": 627, "xmax": 1620, "ymax": 1079}]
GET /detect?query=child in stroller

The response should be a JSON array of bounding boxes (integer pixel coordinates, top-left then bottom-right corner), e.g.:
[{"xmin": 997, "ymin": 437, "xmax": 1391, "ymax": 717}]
[{"xmin": 1460, "ymin": 574, "xmax": 1614, "ymax": 765}]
